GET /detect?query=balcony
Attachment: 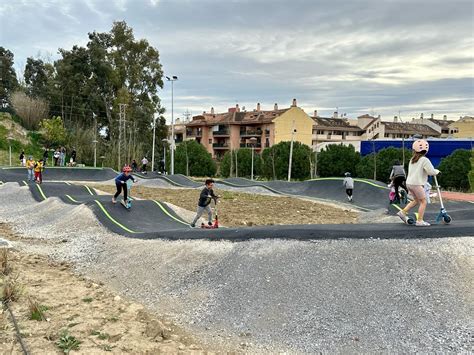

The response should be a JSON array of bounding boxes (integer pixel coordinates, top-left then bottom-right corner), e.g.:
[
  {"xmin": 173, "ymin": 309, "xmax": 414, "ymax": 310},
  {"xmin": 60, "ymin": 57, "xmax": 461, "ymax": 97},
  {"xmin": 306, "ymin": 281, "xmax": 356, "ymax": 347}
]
[
  {"xmin": 212, "ymin": 129, "xmax": 230, "ymax": 137},
  {"xmin": 186, "ymin": 129, "xmax": 202, "ymax": 137},
  {"xmin": 240, "ymin": 143, "xmax": 262, "ymax": 148},
  {"xmin": 212, "ymin": 143, "xmax": 229, "ymax": 149},
  {"xmin": 240, "ymin": 128, "xmax": 263, "ymax": 137}
]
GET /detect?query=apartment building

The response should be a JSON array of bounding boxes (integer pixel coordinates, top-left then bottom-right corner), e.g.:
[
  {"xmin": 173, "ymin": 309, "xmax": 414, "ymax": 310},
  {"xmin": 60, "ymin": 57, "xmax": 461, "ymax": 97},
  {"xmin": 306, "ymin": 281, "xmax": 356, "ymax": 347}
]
[
  {"xmin": 311, "ymin": 111, "xmax": 364, "ymax": 148},
  {"xmin": 412, "ymin": 114, "xmax": 455, "ymax": 138},
  {"xmin": 448, "ymin": 116, "xmax": 474, "ymax": 138},
  {"xmin": 363, "ymin": 114, "xmax": 441, "ymax": 140},
  {"xmin": 185, "ymin": 99, "xmax": 314, "ymax": 158}
]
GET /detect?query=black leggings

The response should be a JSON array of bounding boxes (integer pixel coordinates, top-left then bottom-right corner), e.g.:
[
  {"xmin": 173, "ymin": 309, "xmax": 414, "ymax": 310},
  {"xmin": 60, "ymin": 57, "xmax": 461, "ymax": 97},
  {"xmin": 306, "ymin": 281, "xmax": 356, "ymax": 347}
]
[
  {"xmin": 346, "ymin": 188, "xmax": 353, "ymax": 197},
  {"xmin": 114, "ymin": 182, "xmax": 128, "ymax": 200},
  {"xmin": 393, "ymin": 176, "xmax": 408, "ymax": 200}
]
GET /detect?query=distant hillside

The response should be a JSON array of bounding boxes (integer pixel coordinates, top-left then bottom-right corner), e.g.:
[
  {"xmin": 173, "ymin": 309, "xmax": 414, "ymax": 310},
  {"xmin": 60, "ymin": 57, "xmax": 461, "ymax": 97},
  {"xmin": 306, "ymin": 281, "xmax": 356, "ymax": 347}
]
[{"xmin": 0, "ymin": 112, "xmax": 43, "ymax": 165}]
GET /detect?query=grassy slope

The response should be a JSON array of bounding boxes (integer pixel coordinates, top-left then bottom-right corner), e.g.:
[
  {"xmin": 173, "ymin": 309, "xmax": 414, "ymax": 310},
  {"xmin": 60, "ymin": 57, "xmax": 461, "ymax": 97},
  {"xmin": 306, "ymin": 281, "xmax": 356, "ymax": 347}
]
[{"xmin": 0, "ymin": 112, "xmax": 43, "ymax": 165}]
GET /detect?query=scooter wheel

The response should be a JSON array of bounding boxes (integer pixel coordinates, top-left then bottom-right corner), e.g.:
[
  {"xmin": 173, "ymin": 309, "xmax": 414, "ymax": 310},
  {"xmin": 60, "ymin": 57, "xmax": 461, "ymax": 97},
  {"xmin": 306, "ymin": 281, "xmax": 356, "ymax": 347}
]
[
  {"xmin": 443, "ymin": 215, "xmax": 452, "ymax": 224},
  {"xmin": 407, "ymin": 217, "xmax": 416, "ymax": 225}
]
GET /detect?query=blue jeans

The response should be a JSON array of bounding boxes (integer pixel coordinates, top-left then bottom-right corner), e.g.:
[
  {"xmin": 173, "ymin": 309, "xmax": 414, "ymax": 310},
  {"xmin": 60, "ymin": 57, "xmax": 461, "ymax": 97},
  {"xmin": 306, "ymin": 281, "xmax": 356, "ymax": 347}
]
[{"xmin": 27, "ymin": 169, "xmax": 34, "ymax": 181}]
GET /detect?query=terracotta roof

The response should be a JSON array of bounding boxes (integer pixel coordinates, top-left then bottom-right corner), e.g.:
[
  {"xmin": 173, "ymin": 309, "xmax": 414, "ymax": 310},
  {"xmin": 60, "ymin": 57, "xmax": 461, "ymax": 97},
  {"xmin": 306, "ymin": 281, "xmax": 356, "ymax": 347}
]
[
  {"xmin": 384, "ymin": 122, "xmax": 440, "ymax": 136},
  {"xmin": 186, "ymin": 108, "xmax": 290, "ymax": 127},
  {"xmin": 312, "ymin": 117, "xmax": 364, "ymax": 132},
  {"xmin": 361, "ymin": 117, "xmax": 379, "ymax": 130},
  {"xmin": 428, "ymin": 118, "xmax": 455, "ymax": 129}
]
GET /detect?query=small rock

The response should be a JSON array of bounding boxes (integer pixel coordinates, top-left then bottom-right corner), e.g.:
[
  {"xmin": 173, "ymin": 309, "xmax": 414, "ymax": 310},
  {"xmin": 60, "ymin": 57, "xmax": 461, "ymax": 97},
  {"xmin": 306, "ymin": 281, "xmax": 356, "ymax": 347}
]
[
  {"xmin": 114, "ymin": 295, "xmax": 121, "ymax": 302},
  {"xmin": 145, "ymin": 320, "xmax": 165, "ymax": 339}
]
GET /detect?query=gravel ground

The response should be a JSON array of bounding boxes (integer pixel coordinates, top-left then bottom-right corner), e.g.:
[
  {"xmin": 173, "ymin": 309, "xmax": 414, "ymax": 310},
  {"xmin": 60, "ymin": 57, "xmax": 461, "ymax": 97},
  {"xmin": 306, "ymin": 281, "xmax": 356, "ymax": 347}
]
[{"xmin": 1, "ymin": 183, "xmax": 473, "ymax": 353}]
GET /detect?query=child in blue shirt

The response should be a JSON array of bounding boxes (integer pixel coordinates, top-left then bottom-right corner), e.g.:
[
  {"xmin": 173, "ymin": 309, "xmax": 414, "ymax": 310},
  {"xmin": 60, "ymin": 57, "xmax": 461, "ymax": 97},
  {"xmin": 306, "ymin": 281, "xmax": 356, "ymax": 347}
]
[{"xmin": 113, "ymin": 165, "xmax": 136, "ymax": 203}]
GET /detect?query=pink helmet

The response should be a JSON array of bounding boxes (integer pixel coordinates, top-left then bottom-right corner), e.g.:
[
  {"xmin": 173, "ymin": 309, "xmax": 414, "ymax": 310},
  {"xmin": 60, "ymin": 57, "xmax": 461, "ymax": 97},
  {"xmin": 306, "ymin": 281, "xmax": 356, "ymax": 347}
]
[{"xmin": 412, "ymin": 139, "xmax": 429, "ymax": 153}]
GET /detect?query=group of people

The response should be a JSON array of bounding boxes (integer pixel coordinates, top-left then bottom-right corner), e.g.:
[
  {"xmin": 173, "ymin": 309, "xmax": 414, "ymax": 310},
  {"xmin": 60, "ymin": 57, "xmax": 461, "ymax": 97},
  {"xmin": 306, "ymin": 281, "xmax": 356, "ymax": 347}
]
[
  {"xmin": 130, "ymin": 157, "xmax": 149, "ymax": 174},
  {"xmin": 20, "ymin": 148, "xmax": 77, "ymax": 168},
  {"xmin": 114, "ymin": 139, "xmax": 439, "ymax": 228},
  {"xmin": 24, "ymin": 155, "xmax": 45, "ymax": 183},
  {"xmin": 343, "ymin": 139, "xmax": 440, "ymax": 227},
  {"xmin": 113, "ymin": 165, "xmax": 218, "ymax": 227}
]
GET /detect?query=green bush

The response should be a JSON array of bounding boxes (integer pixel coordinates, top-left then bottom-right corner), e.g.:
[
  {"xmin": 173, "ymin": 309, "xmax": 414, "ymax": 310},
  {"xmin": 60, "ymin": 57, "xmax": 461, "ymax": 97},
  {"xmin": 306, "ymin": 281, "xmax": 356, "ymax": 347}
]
[
  {"xmin": 174, "ymin": 140, "xmax": 217, "ymax": 177},
  {"xmin": 356, "ymin": 147, "xmax": 411, "ymax": 182},
  {"xmin": 261, "ymin": 141, "xmax": 312, "ymax": 180},
  {"xmin": 438, "ymin": 149, "xmax": 472, "ymax": 191},
  {"xmin": 469, "ymin": 154, "xmax": 474, "ymax": 193},
  {"xmin": 316, "ymin": 144, "xmax": 360, "ymax": 177},
  {"xmin": 220, "ymin": 148, "xmax": 263, "ymax": 178}
]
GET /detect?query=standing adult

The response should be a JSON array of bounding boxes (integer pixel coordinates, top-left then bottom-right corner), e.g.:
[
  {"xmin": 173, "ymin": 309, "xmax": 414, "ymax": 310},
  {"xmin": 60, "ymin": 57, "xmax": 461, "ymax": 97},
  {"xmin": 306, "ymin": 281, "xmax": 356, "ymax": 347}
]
[
  {"xmin": 159, "ymin": 159, "xmax": 166, "ymax": 175},
  {"xmin": 70, "ymin": 148, "xmax": 77, "ymax": 166},
  {"xmin": 19, "ymin": 151, "xmax": 25, "ymax": 166},
  {"xmin": 60, "ymin": 147, "xmax": 66, "ymax": 166},
  {"xmin": 42, "ymin": 149, "xmax": 49, "ymax": 166},
  {"xmin": 53, "ymin": 148, "xmax": 60, "ymax": 166},
  {"xmin": 389, "ymin": 160, "xmax": 408, "ymax": 203},
  {"xmin": 26, "ymin": 155, "xmax": 35, "ymax": 181},
  {"xmin": 141, "ymin": 156, "xmax": 149, "ymax": 174}
]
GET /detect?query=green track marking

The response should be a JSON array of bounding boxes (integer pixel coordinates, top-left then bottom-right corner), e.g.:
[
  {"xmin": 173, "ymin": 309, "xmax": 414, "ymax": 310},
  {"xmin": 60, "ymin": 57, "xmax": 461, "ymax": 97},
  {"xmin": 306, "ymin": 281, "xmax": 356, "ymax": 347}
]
[
  {"xmin": 152, "ymin": 200, "xmax": 191, "ymax": 226},
  {"xmin": 65, "ymin": 195, "xmax": 79, "ymax": 203},
  {"xmin": 94, "ymin": 201, "xmax": 137, "ymax": 234},
  {"xmin": 84, "ymin": 185, "xmax": 94, "ymax": 195},
  {"xmin": 307, "ymin": 177, "xmax": 387, "ymax": 189},
  {"xmin": 36, "ymin": 184, "xmax": 47, "ymax": 200},
  {"xmin": 2, "ymin": 166, "xmax": 107, "ymax": 170}
]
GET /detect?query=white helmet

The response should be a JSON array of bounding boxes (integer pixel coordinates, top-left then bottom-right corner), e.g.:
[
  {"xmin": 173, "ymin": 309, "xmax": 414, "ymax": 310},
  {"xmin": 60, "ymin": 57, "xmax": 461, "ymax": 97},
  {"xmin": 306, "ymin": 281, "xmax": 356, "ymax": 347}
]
[{"xmin": 412, "ymin": 139, "xmax": 429, "ymax": 153}]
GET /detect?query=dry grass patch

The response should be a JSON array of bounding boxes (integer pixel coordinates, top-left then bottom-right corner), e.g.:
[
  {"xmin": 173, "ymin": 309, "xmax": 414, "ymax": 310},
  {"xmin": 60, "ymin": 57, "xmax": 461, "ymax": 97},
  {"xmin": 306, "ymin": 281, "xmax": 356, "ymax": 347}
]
[{"xmin": 90, "ymin": 184, "xmax": 359, "ymax": 226}]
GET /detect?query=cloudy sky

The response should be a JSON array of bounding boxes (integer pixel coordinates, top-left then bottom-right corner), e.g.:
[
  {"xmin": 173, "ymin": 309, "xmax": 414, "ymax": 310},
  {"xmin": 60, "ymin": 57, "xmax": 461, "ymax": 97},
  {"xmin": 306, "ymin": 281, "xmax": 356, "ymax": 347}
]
[{"xmin": 1, "ymin": 0, "xmax": 473, "ymax": 122}]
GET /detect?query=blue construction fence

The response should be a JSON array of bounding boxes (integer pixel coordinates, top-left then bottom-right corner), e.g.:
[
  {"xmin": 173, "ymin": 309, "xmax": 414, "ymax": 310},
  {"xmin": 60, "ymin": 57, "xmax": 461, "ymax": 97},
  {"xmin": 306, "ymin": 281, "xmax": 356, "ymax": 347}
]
[{"xmin": 360, "ymin": 139, "xmax": 473, "ymax": 167}]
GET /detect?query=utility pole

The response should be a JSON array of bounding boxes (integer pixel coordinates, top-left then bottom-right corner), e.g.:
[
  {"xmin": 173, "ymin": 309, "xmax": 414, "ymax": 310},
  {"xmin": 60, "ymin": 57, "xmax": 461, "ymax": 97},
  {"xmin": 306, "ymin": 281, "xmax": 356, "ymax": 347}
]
[
  {"xmin": 288, "ymin": 120, "xmax": 296, "ymax": 181},
  {"xmin": 93, "ymin": 113, "xmax": 97, "ymax": 168},
  {"xmin": 118, "ymin": 103, "xmax": 127, "ymax": 171},
  {"xmin": 399, "ymin": 110, "xmax": 406, "ymax": 166},
  {"xmin": 314, "ymin": 143, "xmax": 319, "ymax": 178},
  {"xmin": 152, "ymin": 116, "xmax": 156, "ymax": 172},
  {"xmin": 166, "ymin": 76, "xmax": 178, "ymax": 175},
  {"xmin": 372, "ymin": 140, "xmax": 377, "ymax": 180}
]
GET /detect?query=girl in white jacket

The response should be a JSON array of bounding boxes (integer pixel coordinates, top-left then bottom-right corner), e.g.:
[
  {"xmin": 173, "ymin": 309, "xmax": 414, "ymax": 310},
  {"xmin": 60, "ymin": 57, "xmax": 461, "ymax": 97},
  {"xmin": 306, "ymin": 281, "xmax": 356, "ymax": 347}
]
[{"xmin": 397, "ymin": 139, "xmax": 439, "ymax": 226}]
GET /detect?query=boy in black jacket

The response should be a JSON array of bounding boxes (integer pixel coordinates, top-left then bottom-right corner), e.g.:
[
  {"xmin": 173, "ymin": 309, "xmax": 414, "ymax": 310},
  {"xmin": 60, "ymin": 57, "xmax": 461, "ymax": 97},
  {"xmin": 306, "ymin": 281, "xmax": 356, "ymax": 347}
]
[{"xmin": 191, "ymin": 179, "xmax": 218, "ymax": 227}]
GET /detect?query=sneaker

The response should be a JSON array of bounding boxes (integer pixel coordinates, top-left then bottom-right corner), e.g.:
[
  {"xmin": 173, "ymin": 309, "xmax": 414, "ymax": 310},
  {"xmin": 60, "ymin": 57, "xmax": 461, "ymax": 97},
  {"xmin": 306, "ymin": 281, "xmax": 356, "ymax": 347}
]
[
  {"xmin": 397, "ymin": 210, "xmax": 408, "ymax": 223},
  {"xmin": 190, "ymin": 223, "xmax": 195, "ymax": 228},
  {"xmin": 112, "ymin": 198, "xmax": 116, "ymax": 204},
  {"xmin": 415, "ymin": 220, "xmax": 430, "ymax": 227},
  {"xmin": 208, "ymin": 222, "xmax": 213, "ymax": 226}
]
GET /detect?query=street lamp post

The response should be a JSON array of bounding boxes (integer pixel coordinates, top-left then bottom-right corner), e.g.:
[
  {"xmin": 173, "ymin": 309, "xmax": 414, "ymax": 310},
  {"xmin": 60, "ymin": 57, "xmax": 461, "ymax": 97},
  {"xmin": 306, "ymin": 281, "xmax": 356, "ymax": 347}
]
[
  {"xmin": 151, "ymin": 116, "xmax": 157, "ymax": 172},
  {"xmin": 92, "ymin": 113, "xmax": 97, "ymax": 168},
  {"xmin": 287, "ymin": 120, "xmax": 296, "ymax": 182},
  {"xmin": 249, "ymin": 137, "xmax": 257, "ymax": 180},
  {"xmin": 162, "ymin": 138, "xmax": 168, "ymax": 175},
  {"xmin": 7, "ymin": 135, "xmax": 13, "ymax": 166},
  {"xmin": 166, "ymin": 76, "xmax": 178, "ymax": 175},
  {"xmin": 93, "ymin": 140, "xmax": 98, "ymax": 167}
]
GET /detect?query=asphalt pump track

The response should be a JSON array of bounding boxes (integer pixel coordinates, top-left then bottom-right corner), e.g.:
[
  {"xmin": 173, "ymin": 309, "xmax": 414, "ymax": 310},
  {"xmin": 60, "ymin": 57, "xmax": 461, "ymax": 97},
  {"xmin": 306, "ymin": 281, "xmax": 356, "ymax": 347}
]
[
  {"xmin": 0, "ymin": 166, "xmax": 117, "ymax": 182},
  {"xmin": 15, "ymin": 180, "xmax": 474, "ymax": 240}
]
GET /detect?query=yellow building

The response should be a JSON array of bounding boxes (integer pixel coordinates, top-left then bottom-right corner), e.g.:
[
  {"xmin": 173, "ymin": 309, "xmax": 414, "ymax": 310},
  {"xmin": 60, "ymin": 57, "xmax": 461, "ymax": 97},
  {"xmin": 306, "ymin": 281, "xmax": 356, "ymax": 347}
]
[
  {"xmin": 186, "ymin": 99, "xmax": 314, "ymax": 159},
  {"xmin": 273, "ymin": 102, "xmax": 314, "ymax": 146},
  {"xmin": 448, "ymin": 116, "xmax": 474, "ymax": 138}
]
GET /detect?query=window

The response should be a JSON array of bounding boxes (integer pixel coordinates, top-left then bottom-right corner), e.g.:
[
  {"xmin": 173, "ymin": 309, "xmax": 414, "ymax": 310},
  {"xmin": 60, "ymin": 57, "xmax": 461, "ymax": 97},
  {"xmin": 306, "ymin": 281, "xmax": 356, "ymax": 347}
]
[{"xmin": 209, "ymin": 139, "xmax": 212, "ymax": 144}]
